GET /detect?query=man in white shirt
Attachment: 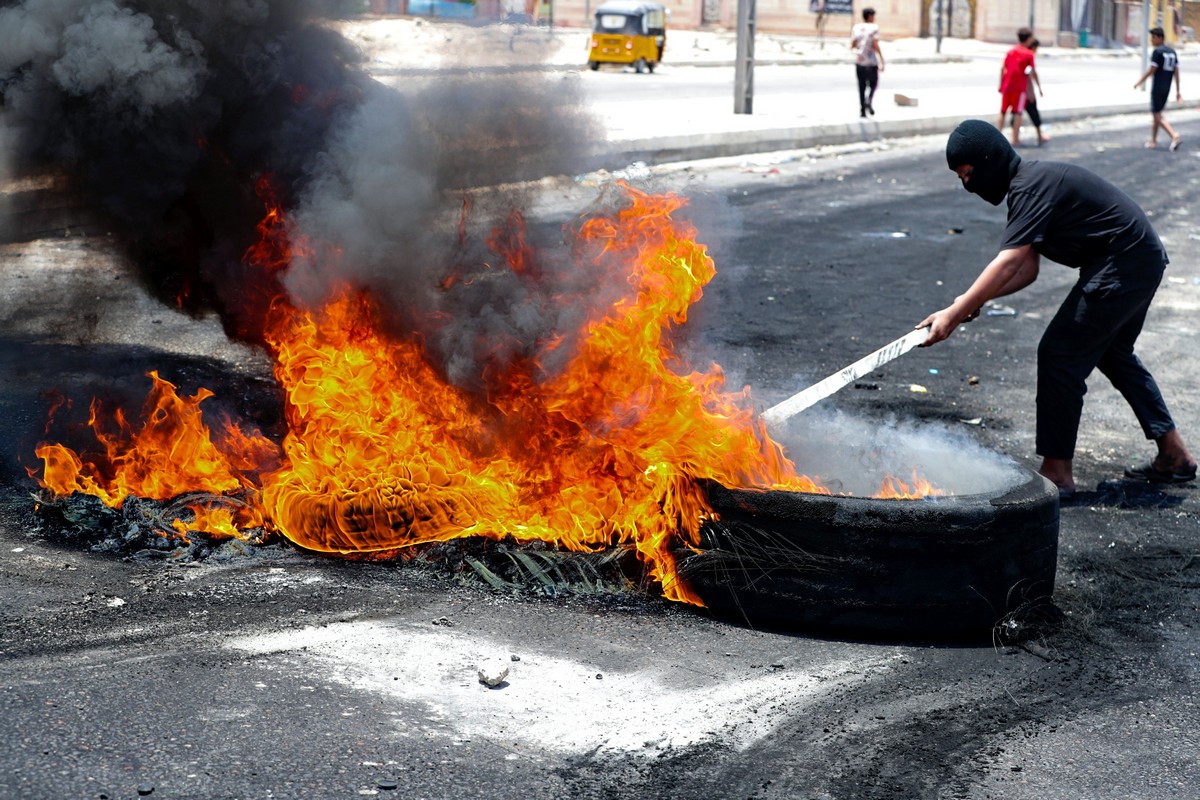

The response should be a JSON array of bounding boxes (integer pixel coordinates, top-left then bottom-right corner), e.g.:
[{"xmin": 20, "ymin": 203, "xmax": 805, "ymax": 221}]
[{"xmin": 851, "ymin": 7, "xmax": 885, "ymax": 117}]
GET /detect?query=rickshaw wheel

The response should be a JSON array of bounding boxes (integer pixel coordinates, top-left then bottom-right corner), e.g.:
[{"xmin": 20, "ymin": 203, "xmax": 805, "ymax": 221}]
[
  {"xmin": 588, "ymin": 61, "xmax": 600, "ymax": 71},
  {"xmin": 646, "ymin": 61, "xmax": 656, "ymax": 73},
  {"xmin": 634, "ymin": 58, "xmax": 647, "ymax": 74}
]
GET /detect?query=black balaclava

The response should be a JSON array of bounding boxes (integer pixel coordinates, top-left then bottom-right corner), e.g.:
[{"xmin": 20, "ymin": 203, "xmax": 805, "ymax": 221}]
[{"xmin": 945, "ymin": 120, "xmax": 1022, "ymax": 206}]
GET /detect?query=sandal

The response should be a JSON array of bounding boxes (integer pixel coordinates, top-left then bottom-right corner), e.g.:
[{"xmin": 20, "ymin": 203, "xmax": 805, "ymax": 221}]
[
  {"xmin": 1123, "ymin": 460, "xmax": 1198, "ymax": 484},
  {"xmin": 1170, "ymin": 137, "xmax": 1183, "ymax": 152}
]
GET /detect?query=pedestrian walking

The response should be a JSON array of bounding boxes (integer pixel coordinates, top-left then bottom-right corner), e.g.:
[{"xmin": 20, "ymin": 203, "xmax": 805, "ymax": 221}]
[
  {"xmin": 1023, "ymin": 39, "xmax": 1049, "ymax": 145},
  {"xmin": 850, "ymin": 7, "xmax": 884, "ymax": 118},
  {"xmin": 997, "ymin": 28, "xmax": 1035, "ymax": 146},
  {"xmin": 1133, "ymin": 27, "xmax": 1183, "ymax": 150},
  {"xmin": 919, "ymin": 120, "xmax": 1197, "ymax": 498}
]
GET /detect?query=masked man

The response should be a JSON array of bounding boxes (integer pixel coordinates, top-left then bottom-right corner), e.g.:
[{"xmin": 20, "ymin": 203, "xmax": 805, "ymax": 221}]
[{"xmin": 918, "ymin": 119, "xmax": 1195, "ymax": 498}]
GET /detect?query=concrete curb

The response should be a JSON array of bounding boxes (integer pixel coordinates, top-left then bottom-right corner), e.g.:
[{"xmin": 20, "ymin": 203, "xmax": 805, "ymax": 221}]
[{"xmin": 600, "ymin": 102, "xmax": 1150, "ymax": 165}]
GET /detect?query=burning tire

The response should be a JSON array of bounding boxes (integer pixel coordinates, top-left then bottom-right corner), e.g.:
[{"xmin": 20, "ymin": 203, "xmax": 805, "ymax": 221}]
[{"xmin": 680, "ymin": 467, "xmax": 1059, "ymax": 641}]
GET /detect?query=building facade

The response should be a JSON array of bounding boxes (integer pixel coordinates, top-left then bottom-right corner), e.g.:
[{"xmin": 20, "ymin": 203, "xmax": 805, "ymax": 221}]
[{"xmin": 375, "ymin": 0, "xmax": 1191, "ymax": 46}]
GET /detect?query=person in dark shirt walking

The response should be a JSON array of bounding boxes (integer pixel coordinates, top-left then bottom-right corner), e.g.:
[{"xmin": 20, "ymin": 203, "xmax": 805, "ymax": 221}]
[
  {"xmin": 1022, "ymin": 38, "xmax": 1048, "ymax": 145},
  {"xmin": 1134, "ymin": 27, "xmax": 1183, "ymax": 150},
  {"xmin": 918, "ymin": 120, "xmax": 1196, "ymax": 498}
]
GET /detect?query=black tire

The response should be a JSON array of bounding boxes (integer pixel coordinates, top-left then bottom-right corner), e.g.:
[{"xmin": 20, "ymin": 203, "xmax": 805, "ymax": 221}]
[
  {"xmin": 588, "ymin": 61, "xmax": 600, "ymax": 71},
  {"xmin": 678, "ymin": 468, "xmax": 1060, "ymax": 642},
  {"xmin": 634, "ymin": 58, "xmax": 647, "ymax": 74},
  {"xmin": 646, "ymin": 61, "xmax": 656, "ymax": 73}
]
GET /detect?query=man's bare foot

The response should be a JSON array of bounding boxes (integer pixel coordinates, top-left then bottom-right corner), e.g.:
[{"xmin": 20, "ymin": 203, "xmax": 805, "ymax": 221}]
[
  {"xmin": 1039, "ymin": 457, "xmax": 1076, "ymax": 498},
  {"xmin": 1149, "ymin": 454, "xmax": 1198, "ymax": 477},
  {"xmin": 1124, "ymin": 458, "xmax": 1197, "ymax": 483},
  {"xmin": 1151, "ymin": 455, "xmax": 1197, "ymax": 474},
  {"xmin": 1154, "ymin": 429, "xmax": 1195, "ymax": 472}
]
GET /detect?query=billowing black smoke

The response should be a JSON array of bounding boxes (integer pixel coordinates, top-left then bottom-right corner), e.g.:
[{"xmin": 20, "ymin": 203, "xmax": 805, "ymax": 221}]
[{"xmin": 0, "ymin": 0, "xmax": 605, "ymax": 368}]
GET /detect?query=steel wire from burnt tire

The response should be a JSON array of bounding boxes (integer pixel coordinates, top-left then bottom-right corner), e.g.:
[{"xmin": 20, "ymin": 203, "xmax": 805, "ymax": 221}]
[{"xmin": 679, "ymin": 469, "xmax": 1060, "ymax": 643}]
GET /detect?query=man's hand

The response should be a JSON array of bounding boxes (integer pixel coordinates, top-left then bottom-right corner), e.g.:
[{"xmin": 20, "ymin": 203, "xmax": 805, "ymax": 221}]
[
  {"xmin": 916, "ymin": 307, "xmax": 963, "ymax": 346},
  {"xmin": 916, "ymin": 293, "xmax": 983, "ymax": 346}
]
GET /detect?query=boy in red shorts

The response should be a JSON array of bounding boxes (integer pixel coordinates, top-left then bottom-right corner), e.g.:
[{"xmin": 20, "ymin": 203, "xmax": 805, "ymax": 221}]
[{"xmin": 997, "ymin": 28, "xmax": 1035, "ymax": 146}]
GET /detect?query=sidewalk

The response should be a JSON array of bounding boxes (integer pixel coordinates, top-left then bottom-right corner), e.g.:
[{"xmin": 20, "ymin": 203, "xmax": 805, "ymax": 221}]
[
  {"xmin": 339, "ymin": 16, "xmax": 1160, "ymax": 69},
  {"xmin": 338, "ymin": 17, "xmax": 1199, "ymax": 166}
]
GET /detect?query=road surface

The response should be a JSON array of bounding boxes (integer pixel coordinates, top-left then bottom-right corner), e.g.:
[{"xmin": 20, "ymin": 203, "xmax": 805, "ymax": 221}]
[{"xmin": 2, "ymin": 112, "xmax": 1198, "ymax": 799}]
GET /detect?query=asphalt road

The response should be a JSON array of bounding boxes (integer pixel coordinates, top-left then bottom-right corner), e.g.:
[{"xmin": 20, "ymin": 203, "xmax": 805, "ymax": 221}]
[
  {"xmin": 2, "ymin": 113, "xmax": 1199, "ymax": 800},
  {"xmin": 578, "ymin": 54, "xmax": 1176, "ymax": 125}
]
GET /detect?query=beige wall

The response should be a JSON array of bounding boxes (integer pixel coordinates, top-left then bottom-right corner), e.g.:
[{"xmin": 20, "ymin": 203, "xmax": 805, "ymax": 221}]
[
  {"xmin": 730, "ymin": 0, "xmax": 926, "ymax": 35},
  {"xmin": 553, "ymin": 0, "xmax": 1077, "ymax": 43},
  {"xmin": 975, "ymin": 0, "xmax": 1060, "ymax": 44},
  {"xmin": 556, "ymin": 0, "xmax": 931, "ymax": 37}
]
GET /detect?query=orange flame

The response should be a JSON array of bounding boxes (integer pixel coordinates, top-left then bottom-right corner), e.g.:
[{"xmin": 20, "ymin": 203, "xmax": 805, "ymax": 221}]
[
  {"xmin": 35, "ymin": 371, "xmax": 276, "ymax": 539},
  {"xmin": 33, "ymin": 184, "xmax": 939, "ymax": 603},
  {"xmin": 876, "ymin": 469, "xmax": 941, "ymax": 500}
]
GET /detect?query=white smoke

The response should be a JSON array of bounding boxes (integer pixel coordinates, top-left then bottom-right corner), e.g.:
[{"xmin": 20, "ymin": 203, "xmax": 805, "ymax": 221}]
[{"xmin": 776, "ymin": 407, "xmax": 1024, "ymax": 496}]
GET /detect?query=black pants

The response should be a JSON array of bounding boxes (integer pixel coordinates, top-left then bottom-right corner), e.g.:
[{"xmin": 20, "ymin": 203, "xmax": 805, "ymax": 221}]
[
  {"xmin": 856, "ymin": 65, "xmax": 878, "ymax": 114},
  {"xmin": 1036, "ymin": 264, "xmax": 1175, "ymax": 459},
  {"xmin": 1025, "ymin": 99, "xmax": 1041, "ymax": 128}
]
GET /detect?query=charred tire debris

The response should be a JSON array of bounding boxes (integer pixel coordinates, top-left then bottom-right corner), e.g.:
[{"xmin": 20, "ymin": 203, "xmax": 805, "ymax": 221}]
[
  {"xmin": 34, "ymin": 468, "xmax": 1062, "ymax": 644},
  {"xmin": 32, "ymin": 492, "xmax": 643, "ymax": 595}
]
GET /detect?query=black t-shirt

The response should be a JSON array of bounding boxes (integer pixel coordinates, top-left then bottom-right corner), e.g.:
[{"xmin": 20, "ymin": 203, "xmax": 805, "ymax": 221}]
[
  {"xmin": 1000, "ymin": 160, "xmax": 1167, "ymax": 275},
  {"xmin": 1151, "ymin": 45, "xmax": 1178, "ymax": 96}
]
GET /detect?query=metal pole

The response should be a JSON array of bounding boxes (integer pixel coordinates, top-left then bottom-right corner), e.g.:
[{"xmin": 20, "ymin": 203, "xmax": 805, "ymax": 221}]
[
  {"xmin": 1142, "ymin": 0, "xmax": 1151, "ymax": 77},
  {"xmin": 734, "ymin": 0, "xmax": 756, "ymax": 114},
  {"xmin": 936, "ymin": 0, "xmax": 944, "ymax": 53},
  {"xmin": 1029, "ymin": 0, "xmax": 1035, "ymax": 32}
]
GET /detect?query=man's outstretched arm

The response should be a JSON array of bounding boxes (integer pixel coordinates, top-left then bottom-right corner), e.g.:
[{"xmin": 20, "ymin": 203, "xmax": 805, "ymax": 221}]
[{"xmin": 918, "ymin": 245, "xmax": 1038, "ymax": 345}]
